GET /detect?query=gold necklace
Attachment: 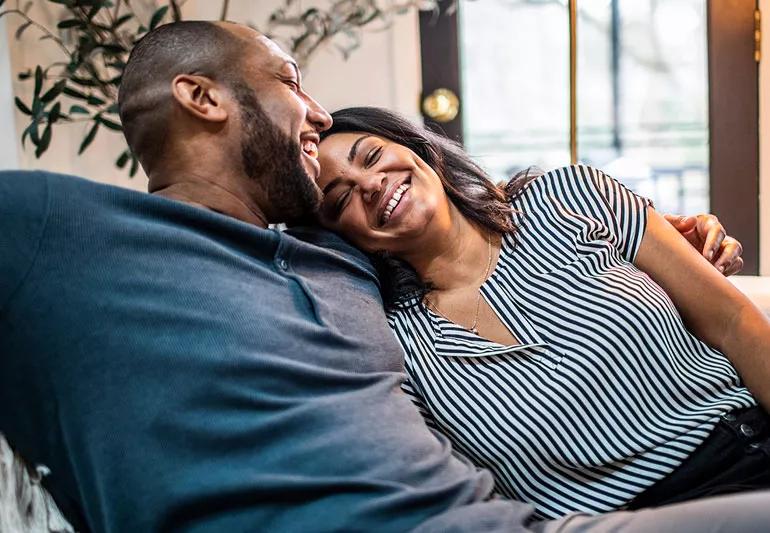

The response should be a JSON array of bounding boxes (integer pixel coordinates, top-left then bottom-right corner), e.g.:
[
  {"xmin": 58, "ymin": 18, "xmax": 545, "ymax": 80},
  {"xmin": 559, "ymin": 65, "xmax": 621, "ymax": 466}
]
[{"xmin": 424, "ymin": 232, "xmax": 493, "ymax": 335}]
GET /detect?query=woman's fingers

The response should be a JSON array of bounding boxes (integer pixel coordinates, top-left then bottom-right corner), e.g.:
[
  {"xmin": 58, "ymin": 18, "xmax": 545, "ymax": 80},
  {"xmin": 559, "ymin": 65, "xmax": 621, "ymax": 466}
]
[
  {"xmin": 714, "ymin": 237, "xmax": 745, "ymax": 276},
  {"xmin": 697, "ymin": 215, "xmax": 726, "ymax": 260},
  {"xmin": 723, "ymin": 257, "xmax": 745, "ymax": 276}
]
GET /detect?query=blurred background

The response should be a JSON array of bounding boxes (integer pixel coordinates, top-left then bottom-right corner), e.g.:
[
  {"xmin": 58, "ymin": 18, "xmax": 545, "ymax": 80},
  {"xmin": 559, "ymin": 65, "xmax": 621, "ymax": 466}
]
[{"xmin": 2, "ymin": 0, "xmax": 770, "ymax": 277}]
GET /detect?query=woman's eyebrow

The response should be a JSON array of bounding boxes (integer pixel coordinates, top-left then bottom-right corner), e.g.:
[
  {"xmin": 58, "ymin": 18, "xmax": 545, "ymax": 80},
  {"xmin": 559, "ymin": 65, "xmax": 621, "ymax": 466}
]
[{"xmin": 348, "ymin": 135, "xmax": 372, "ymax": 162}]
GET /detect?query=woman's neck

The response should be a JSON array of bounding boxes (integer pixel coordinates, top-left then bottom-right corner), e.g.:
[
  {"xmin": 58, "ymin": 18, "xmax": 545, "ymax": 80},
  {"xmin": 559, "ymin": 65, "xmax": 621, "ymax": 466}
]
[{"xmin": 403, "ymin": 206, "xmax": 495, "ymax": 292}]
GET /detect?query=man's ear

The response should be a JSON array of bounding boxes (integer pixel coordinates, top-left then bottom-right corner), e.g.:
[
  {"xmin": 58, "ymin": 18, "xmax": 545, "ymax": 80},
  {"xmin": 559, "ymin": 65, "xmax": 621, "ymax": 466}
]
[{"xmin": 171, "ymin": 74, "xmax": 228, "ymax": 123}]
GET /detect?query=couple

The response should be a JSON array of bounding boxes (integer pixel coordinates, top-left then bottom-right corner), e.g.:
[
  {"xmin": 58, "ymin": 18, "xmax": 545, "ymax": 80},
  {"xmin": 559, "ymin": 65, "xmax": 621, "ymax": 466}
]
[{"xmin": 0, "ymin": 20, "xmax": 767, "ymax": 532}]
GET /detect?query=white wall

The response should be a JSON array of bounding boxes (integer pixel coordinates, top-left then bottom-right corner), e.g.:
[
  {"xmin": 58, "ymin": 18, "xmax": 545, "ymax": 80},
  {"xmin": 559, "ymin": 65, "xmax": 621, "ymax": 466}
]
[
  {"xmin": 6, "ymin": 2, "xmax": 147, "ymax": 190},
  {"xmin": 0, "ymin": 17, "xmax": 19, "ymax": 170},
  {"xmin": 1, "ymin": 1, "xmax": 422, "ymax": 190},
  {"xmin": 185, "ymin": 1, "xmax": 422, "ymax": 120}
]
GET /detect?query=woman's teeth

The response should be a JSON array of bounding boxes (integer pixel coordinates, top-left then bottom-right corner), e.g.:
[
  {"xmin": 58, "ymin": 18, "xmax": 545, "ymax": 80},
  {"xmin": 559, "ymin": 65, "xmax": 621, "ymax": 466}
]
[
  {"xmin": 302, "ymin": 140, "xmax": 318, "ymax": 159},
  {"xmin": 382, "ymin": 182, "xmax": 410, "ymax": 224}
]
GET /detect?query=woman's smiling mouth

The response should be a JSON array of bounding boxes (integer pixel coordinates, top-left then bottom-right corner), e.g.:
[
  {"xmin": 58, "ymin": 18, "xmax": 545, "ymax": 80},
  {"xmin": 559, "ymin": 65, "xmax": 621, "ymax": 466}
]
[{"xmin": 380, "ymin": 181, "xmax": 411, "ymax": 225}]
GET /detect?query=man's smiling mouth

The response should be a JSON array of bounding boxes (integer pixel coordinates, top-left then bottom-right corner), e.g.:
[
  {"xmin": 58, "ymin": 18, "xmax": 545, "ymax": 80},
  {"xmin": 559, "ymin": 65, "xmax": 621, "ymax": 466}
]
[{"xmin": 301, "ymin": 140, "xmax": 318, "ymax": 159}]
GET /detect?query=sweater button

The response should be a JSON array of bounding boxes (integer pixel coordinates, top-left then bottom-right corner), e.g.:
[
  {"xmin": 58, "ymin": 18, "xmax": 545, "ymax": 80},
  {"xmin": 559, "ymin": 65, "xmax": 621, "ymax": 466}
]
[
  {"xmin": 740, "ymin": 423, "xmax": 756, "ymax": 438},
  {"xmin": 277, "ymin": 259, "xmax": 289, "ymax": 271}
]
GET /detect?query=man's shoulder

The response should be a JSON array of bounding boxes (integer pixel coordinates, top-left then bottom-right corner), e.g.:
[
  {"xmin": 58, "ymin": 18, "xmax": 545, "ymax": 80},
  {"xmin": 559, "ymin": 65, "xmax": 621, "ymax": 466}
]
[
  {"xmin": 0, "ymin": 169, "xmax": 143, "ymax": 209},
  {"xmin": 285, "ymin": 226, "xmax": 375, "ymax": 271},
  {"xmin": 0, "ymin": 170, "xmax": 51, "ymax": 207}
]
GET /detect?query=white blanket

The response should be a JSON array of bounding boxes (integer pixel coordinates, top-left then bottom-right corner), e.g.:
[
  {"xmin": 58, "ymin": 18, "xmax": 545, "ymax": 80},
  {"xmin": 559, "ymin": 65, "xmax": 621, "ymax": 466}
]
[{"xmin": 0, "ymin": 434, "xmax": 74, "ymax": 532}]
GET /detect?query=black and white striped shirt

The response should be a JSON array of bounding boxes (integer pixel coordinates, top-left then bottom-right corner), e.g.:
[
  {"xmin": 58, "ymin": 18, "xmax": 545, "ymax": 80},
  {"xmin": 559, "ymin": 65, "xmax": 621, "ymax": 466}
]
[{"xmin": 387, "ymin": 165, "xmax": 755, "ymax": 519}]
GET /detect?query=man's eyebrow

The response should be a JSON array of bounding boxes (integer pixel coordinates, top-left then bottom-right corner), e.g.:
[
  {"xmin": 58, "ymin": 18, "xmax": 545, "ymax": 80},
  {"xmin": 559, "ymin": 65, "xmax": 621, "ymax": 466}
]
[
  {"xmin": 322, "ymin": 177, "xmax": 342, "ymax": 196},
  {"xmin": 349, "ymin": 135, "xmax": 372, "ymax": 163}
]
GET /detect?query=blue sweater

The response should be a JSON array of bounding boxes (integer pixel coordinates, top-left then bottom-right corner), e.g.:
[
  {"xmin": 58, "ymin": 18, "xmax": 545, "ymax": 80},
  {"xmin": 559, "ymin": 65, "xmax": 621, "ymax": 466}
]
[{"xmin": 0, "ymin": 171, "xmax": 532, "ymax": 532}]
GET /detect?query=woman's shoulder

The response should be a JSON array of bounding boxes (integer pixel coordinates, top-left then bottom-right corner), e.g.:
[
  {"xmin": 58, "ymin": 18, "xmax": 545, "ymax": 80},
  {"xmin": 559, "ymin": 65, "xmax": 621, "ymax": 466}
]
[
  {"xmin": 509, "ymin": 164, "xmax": 619, "ymax": 209},
  {"xmin": 517, "ymin": 164, "xmax": 609, "ymax": 192},
  {"xmin": 386, "ymin": 297, "xmax": 424, "ymax": 325}
]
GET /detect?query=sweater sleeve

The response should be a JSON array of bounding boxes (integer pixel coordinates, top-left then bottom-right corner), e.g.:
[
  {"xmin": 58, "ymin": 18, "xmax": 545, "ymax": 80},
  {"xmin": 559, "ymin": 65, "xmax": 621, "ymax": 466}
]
[{"xmin": 0, "ymin": 171, "xmax": 50, "ymax": 311}]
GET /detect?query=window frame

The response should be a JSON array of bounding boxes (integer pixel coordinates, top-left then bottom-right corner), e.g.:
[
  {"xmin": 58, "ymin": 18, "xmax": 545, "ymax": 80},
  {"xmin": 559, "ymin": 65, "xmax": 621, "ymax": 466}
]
[{"xmin": 419, "ymin": 0, "xmax": 760, "ymax": 273}]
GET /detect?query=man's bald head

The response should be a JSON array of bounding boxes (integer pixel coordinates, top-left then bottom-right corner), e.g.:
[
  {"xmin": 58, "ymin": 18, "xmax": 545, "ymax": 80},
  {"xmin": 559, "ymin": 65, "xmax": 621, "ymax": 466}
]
[{"xmin": 118, "ymin": 21, "xmax": 252, "ymax": 172}]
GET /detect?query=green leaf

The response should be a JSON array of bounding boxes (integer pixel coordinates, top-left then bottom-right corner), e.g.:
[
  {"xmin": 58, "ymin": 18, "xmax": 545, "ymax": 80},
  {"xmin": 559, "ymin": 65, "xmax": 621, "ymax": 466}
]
[
  {"xmin": 149, "ymin": 5, "xmax": 168, "ymax": 30},
  {"xmin": 97, "ymin": 43, "xmax": 125, "ymax": 55},
  {"xmin": 62, "ymin": 86, "xmax": 88, "ymax": 100},
  {"xmin": 98, "ymin": 116, "xmax": 122, "ymax": 131},
  {"xmin": 15, "ymin": 21, "xmax": 32, "ymax": 40},
  {"xmin": 116, "ymin": 150, "xmax": 130, "ymax": 168},
  {"xmin": 79, "ymin": 121, "xmax": 100, "ymax": 154},
  {"xmin": 29, "ymin": 120, "xmax": 40, "ymax": 144},
  {"xmin": 33, "ymin": 66, "xmax": 43, "ymax": 97},
  {"xmin": 36, "ymin": 124, "xmax": 52, "ymax": 158},
  {"xmin": 48, "ymin": 102, "xmax": 62, "ymax": 124},
  {"xmin": 21, "ymin": 122, "xmax": 35, "ymax": 147},
  {"xmin": 105, "ymin": 102, "xmax": 119, "ymax": 114},
  {"xmin": 18, "ymin": 69, "xmax": 32, "ymax": 80},
  {"xmin": 14, "ymin": 97, "xmax": 32, "ymax": 116},
  {"xmin": 69, "ymin": 104, "xmax": 89, "ymax": 115},
  {"xmin": 113, "ymin": 13, "xmax": 133, "ymax": 29},
  {"xmin": 40, "ymin": 79, "xmax": 66, "ymax": 103},
  {"xmin": 129, "ymin": 155, "xmax": 139, "ymax": 177},
  {"xmin": 57, "ymin": 19, "xmax": 84, "ymax": 29},
  {"xmin": 86, "ymin": 94, "xmax": 106, "ymax": 106},
  {"xmin": 70, "ymin": 76, "xmax": 99, "ymax": 87}
]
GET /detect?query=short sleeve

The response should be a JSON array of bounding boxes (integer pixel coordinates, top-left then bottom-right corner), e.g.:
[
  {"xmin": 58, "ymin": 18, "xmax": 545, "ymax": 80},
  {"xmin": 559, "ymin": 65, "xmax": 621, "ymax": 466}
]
[
  {"xmin": 0, "ymin": 171, "xmax": 49, "ymax": 310},
  {"xmin": 544, "ymin": 165, "xmax": 652, "ymax": 263}
]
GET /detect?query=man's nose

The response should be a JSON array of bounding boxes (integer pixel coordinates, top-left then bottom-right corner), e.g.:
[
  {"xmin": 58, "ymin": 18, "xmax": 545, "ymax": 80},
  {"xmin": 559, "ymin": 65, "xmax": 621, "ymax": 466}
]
[
  {"xmin": 306, "ymin": 95, "xmax": 332, "ymax": 132},
  {"xmin": 361, "ymin": 174, "xmax": 387, "ymax": 205}
]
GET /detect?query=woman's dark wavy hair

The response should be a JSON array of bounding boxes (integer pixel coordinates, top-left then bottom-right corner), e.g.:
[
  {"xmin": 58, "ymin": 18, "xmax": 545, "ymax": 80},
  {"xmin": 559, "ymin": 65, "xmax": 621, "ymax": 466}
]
[{"xmin": 320, "ymin": 106, "xmax": 539, "ymax": 310}]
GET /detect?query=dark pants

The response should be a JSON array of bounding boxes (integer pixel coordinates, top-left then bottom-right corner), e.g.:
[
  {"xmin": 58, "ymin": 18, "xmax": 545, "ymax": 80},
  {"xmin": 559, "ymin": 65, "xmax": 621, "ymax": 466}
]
[{"xmin": 628, "ymin": 405, "xmax": 770, "ymax": 509}]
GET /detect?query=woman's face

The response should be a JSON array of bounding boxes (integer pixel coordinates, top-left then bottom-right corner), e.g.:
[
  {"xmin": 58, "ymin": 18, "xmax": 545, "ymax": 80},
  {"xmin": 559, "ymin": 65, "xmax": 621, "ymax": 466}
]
[{"xmin": 316, "ymin": 132, "xmax": 451, "ymax": 254}]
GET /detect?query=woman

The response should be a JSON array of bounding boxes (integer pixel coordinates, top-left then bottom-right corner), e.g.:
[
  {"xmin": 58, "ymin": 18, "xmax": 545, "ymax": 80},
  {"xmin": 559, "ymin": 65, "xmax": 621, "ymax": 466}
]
[{"xmin": 314, "ymin": 107, "xmax": 770, "ymax": 519}]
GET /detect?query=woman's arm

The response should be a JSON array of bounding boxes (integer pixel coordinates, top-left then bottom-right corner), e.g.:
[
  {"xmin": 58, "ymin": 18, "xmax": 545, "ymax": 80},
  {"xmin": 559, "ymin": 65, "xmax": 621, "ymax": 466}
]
[
  {"xmin": 636, "ymin": 207, "xmax": 770, "ymax": 410},
  {"xmin": 664, "ymin": 214, "xmax": 744, "ymax": 275}
]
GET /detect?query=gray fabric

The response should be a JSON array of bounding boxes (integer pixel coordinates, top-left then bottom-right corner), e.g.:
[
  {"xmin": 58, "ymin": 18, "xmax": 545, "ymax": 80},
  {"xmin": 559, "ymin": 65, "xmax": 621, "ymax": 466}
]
[{"xmin": 0, "ymin": 434, "xmax": 73, "ymax": 532}]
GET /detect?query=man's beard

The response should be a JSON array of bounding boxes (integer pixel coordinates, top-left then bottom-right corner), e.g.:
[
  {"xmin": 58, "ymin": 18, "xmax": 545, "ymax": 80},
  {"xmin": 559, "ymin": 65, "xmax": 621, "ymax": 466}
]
[{"xmin": 233, "ymin": 83, "xmax": 321, "ymax": 224}]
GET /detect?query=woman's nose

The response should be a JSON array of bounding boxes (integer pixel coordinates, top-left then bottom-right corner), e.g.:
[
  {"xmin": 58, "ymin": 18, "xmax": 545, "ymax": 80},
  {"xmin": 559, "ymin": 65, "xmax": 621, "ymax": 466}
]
[{"xmin": 361, "ymin": 174, "xmax": 387, "ymax": 205}]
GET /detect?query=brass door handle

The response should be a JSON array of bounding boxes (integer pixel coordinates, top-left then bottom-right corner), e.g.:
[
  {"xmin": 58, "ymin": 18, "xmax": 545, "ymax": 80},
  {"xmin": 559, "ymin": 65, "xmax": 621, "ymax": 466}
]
[{"xmin": 422, "ymin": 88, "xmax": 460, "ymax": 123}]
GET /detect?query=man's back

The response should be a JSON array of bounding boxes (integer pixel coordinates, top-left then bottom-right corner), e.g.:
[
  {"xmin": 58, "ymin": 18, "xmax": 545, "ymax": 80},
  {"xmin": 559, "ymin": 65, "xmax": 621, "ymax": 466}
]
[{"xmin": 0, "ymin": 171, "xmax": 530, "ymax": 532}]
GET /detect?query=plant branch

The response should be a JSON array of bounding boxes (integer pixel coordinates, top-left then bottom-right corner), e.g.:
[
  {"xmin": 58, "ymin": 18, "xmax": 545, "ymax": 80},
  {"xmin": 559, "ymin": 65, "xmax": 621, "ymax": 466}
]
[
  {"xmin": 170, "ymin": 0, "xmax": 182, "ymax": 22},
  {"xmin": 113, "ymin": 0, "xmax": 123, "ymax": 23},
  {"xmin": 0, "ymin": 9, "xmax": 71, "ymax": 57},
  {"xmin": 220, "ymin": 0, "xmax": 230, "ymax": 21}
]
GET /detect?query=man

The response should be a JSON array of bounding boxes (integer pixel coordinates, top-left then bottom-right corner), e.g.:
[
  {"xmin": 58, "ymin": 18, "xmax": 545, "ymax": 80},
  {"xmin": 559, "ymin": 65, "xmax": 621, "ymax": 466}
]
[{"xmin": 0, "ymin": 21, "xmax": 763, "ymax": 532}]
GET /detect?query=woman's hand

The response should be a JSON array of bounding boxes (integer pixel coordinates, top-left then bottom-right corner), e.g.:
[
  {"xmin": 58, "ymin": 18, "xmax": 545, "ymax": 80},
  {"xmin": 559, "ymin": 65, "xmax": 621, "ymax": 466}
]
[{"xmin": 664, "ymin": 214, "xmax": 744, "ymax": 276}]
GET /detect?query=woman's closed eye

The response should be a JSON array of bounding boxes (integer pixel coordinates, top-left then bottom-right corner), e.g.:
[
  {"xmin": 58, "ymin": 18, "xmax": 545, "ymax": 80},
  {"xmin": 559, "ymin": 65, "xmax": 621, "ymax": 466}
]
[
  {"xmin": 323, "ymin": 187, "xmax": 352, "ymax": 221},
  {"xmin": 364, "ymin": 146, "xmax": 383, "ymax": 168}
]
